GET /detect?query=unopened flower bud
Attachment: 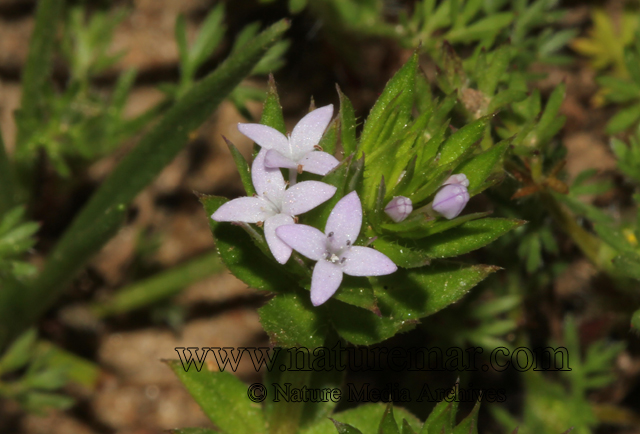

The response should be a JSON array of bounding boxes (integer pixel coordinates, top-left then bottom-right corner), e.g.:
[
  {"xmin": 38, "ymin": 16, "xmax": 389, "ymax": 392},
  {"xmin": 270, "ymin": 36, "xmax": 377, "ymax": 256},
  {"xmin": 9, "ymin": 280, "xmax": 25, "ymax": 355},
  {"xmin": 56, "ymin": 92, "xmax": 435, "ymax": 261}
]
[
  {"xmin": 432, "ymin": 184, "xmax": 469, "ymax": 219},
  {"xmin": 384, "ymin": 196, "xmax": 412, "ymax": 222},
  {"xmin": 443, "ymin": 173, "xmax": 469, "ymax": 187}
]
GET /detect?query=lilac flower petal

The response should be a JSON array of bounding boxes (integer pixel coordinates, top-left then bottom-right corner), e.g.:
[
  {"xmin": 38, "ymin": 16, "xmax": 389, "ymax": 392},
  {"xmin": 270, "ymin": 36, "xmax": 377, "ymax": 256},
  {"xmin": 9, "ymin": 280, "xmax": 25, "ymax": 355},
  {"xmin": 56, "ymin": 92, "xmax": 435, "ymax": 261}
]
[
  {"xmin": 325, "ymin": 191, "xmax": 362, "ymax": 250},
  {"xmin": 276, "ymin": 224, "xmax": 327, "ymax": 261},
  {"xmin": 432, "ymin": 184, "xmax": 470, "ymax": 219},
  {"xmin": 299, "ymin": 151, "xmax": 340, "ymax": 176},
  {"xmin": 252, "ymin": 149, "xmax": 286, "ymax": 204},
  {"xmin": 341, "ymin": 246, "xmax": 397, "ymax": 276},
  {"xmin": 290, "ymin": 105, "xmax": 334, "ymax": 157},
  {"xmin": 211, "ymin": 197, "xmax": 271, "ymax": 223},
  {"xmin": 264, "ymin": 214, "xmax": 294, "ymax": 264},
  {"xmin": 238, "ymin": 123, "xmax": 290, "ymax": 155},
  {"xmin": 264, "ymin": 149, "xmax": 298, "ymax": 170},
  {"xmin": 384, "ymin": 196, "xmax": 413, "ymax": 223},
  {"xmin": 443, "ymin": 173, "xmax": 470, "ymax": 188},
  {"xmin": 282, "ymin": 181, "xmax": 337, "ymax": 216},
  {"xmin": 310, "ymin": 259, "xmax": 343, "ymax": 306}
]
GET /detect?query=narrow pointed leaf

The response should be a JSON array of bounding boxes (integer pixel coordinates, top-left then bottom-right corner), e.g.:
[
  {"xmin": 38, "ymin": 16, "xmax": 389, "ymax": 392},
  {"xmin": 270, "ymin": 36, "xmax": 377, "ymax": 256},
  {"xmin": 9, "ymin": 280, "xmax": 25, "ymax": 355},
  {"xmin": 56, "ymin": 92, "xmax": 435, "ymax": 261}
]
[
  {"xmin": 415, "ymin": 218, "xmax": 525, "ymax": 258},
  {"xmin": 338, "ymin": 86, "xmax": 358, "ymax": 156},
  {"xmin": 402, "ymin": 419, "xmax": 418, "ymax": 434},
  {"xmin": 439, "ymin": 116, "xmax": 491, "ymax": 165},
  {"xmin": 452, "ymin": 400, "xmax": 480, "ymax": 434},
  {"xmin": 261, "ymin": 75, "xmax": 287, "ymax": 134},
  {"xmin": 378, "ymin": 403, "xmax": 401, "ymax": 434},
  {"xmin": 225, "ymin": 138, "xmax": 256, "ymax": 196},
  {"xmin": 387, "ymin": 212, "xmax": 491, "ymax": 239},
  {"xmin": 420, "ymin": 402, "xmax": 454, "ymax": 434},
  {"xmin": 301, "ymin": 403, "xmax": 421, "ymax": 434},
  {"xmin": 319, "ymin": 118, "xmax": 339, "ymax": 156},
  {"xmin": 359, "ymin": 53, "xmax": 418, "ymax": 154},
  {"xmin": 331, "ymin": 419, "xmax": 364, "ymax": 434},
  {"xmin": 455, "ymin": 140, "xmax": 509, "ymax": 191},
  {"xmin": 374, "ymin": 262, "xmax": 499, "ymax": 319}
]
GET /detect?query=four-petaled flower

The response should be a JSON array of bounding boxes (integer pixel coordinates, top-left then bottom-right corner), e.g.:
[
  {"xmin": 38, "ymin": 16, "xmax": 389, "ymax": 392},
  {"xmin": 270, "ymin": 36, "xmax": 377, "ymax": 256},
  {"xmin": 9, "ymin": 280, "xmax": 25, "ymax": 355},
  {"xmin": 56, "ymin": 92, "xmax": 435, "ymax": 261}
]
[
  {"xmin": 276, "ymin": 191, "xmax": 397, "ymax": 306},
  {"xmin": 238, "ymin": 105, "xmax": 339, "ymax": 176},
  {"xmin": 211, "ymin": 149, "xmax": 337, "ymax": 264}
]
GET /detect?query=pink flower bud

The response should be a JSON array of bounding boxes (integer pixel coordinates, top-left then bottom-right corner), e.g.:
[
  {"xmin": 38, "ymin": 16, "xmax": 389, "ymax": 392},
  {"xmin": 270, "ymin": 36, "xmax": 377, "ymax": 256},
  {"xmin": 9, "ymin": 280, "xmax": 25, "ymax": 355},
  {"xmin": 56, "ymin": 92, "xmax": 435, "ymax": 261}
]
[
  {"xmin": 443, "ymin": 173, "xmax": 469, "ymax": 187},
  {"xmin": 432, "ymin": 184, "xmax": 469, "ymax": 219},
  {"xmin": 384, "ymin": 196, "xmax": 413, "ymax": 222}
]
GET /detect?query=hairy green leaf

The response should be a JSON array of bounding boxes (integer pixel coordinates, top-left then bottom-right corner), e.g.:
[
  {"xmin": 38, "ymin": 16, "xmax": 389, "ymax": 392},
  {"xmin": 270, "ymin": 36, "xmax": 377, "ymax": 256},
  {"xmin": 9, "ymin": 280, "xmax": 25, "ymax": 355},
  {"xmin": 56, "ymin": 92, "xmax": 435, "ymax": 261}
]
[
  {"xmin": 416, "ymin": 218, "xmax": 524, "ymax": 258},
  {"xmin": 167, "ymin": 360, "xmax": 266, "ymax": 434},
  {"xmin": 439, "ymin": 116, "xmax": 490, "ymax": 166},
  {"xmin": 259, "ymin": 292, "xmax": 330, "ymax": 348}
]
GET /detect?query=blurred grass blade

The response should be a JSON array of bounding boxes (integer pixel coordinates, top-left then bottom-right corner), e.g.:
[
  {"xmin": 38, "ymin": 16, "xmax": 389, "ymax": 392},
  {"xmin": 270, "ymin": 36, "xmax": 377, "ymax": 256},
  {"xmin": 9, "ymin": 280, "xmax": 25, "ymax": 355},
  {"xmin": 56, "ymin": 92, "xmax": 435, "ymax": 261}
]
[
  {"xmin": 0, "ymin": 129, "xmax": 16, "ymax": 214},
  {"xmin": 0, "ymin": 329, "xmax": 37, "ymax": 374},
  {"xmin": 36, "ymin": 340, "xmax": 100, "ymax": 389},
  {"xmin": 0, "ymin": 203, "xmax": 126, "ymax": 352},
  {"xmin": 0, "ymin": 20, "xmax": 290, "ymax": 353},
  {"xmin": 190, "ymin": 4, "xmax": 226, "ymax": 71},
  {"xmin": 91, "ymin": 251, "xmax": 224, "ymax": 317},
  {"xmin": 175, "ymin": 14, "xmax": 189, "ymax": 76},
  {"xmin": 15, "ymin": 0, "xmax": 65, "ymax": 152}
]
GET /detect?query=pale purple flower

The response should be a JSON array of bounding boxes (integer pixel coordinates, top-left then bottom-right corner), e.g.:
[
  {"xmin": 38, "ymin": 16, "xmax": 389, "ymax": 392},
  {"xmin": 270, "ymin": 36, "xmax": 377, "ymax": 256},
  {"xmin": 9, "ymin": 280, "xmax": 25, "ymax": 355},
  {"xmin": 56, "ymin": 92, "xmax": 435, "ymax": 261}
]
[
  {"xmin": 211, "ymin": 150, "xmax": 337, "ymax": 264},
  {"xmin": 237, "ymin": 105, "xmax": 339, "ymax": 176},
  {"xmin": 432, "ymin": 183, "xmax": 470, "ymax": 219},
  {"xmin": 276, "ymin": 191, "xmax": 397, "ymax": 306},
  {"xmin": 384, "ymin": 196, "xmax": 412, "ymax": 222},
  {"xmin": 443, "ymin": 173, "xmax": 469, "ymax": 187}
]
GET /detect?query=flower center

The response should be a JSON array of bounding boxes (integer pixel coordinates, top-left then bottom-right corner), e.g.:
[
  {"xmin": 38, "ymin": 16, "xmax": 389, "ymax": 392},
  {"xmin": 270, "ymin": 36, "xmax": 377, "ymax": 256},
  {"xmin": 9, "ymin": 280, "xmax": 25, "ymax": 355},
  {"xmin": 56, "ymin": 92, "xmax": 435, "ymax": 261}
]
[
  {"xmin": 260, "ymin": 195, "xmax": 281, "ymax": 215},
  {"xmin": 325, "ymin": 232, "xmax": 351, "ymax": 264}
]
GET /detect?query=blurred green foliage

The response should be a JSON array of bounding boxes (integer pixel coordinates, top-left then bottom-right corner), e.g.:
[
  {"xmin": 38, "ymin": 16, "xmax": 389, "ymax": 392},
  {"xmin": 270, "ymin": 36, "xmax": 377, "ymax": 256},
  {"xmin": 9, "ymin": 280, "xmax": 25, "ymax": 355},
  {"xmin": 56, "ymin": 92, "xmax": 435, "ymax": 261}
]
[{"xmin": 0, "ymin": 1, "xmax": 638, "ymax": 433}]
